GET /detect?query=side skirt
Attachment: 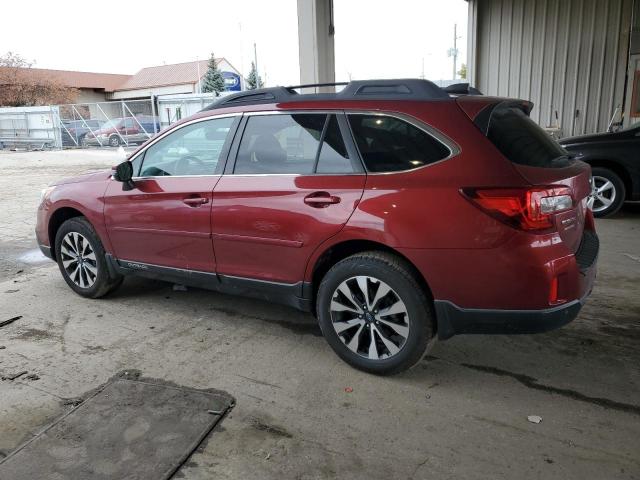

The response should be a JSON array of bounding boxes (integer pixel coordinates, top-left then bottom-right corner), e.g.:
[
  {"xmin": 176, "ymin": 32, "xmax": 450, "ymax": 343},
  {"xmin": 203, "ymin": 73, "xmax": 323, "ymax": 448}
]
[{"xmin": 105, "ymin": 254, "xmax": 313, "ymax": 312}]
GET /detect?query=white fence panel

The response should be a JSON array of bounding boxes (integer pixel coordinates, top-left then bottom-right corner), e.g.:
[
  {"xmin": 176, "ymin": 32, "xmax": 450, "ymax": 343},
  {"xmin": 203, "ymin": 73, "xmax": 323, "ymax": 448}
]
[{"xmin": 0, "ymin": 106, "xmax": 60, "ymax": 149}]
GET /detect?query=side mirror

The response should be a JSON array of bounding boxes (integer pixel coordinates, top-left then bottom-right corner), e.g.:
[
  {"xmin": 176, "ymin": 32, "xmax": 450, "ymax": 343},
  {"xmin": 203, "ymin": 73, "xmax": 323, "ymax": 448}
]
[{"xmin": 113, "ymin": 161, "xmax": 135, "ymax": 191}]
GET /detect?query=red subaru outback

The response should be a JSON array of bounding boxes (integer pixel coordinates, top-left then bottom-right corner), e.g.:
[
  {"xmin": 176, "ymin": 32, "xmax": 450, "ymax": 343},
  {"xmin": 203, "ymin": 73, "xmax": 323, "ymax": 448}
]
[{"xmin": 36, "ymin": 80, "xmax": 598, "ymax": 374}]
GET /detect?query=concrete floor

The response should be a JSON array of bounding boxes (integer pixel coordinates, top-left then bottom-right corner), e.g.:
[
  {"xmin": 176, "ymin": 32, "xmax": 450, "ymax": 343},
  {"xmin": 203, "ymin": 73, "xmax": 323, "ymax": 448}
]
[{"xmin": 0, "ymin": 149, "xmax": 639, "ymax": 480}]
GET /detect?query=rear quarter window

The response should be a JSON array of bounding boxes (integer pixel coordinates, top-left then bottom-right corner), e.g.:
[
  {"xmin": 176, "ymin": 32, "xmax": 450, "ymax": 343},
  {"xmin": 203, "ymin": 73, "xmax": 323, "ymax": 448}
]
[
  {"xmin": 347, "ymin": 114, "xmax": 450, "ymax": 172},
  {"xmin": 487, "ymin": 107, "xmax": 570, "ymax": 168}
]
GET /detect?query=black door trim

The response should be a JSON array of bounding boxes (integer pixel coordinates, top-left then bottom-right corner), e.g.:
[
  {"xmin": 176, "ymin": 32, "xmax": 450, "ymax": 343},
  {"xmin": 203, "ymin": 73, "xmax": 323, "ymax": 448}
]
[{"xmin": 105, "ymin": 254, "xmax": 312, "ymax": 311}]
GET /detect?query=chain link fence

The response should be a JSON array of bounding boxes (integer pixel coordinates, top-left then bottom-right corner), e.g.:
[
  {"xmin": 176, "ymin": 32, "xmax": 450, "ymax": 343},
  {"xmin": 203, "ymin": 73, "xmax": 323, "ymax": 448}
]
[
  {"xmin": 55, "ymin": 99, "xmax": 158, "ymax": 148},
  {"xmin": 0, "ymin": 99, "xmax": 160, "ymax": 150},
  {"xmin": 0, "ymin": 94, "xmax": 226, "ymax": 150}
]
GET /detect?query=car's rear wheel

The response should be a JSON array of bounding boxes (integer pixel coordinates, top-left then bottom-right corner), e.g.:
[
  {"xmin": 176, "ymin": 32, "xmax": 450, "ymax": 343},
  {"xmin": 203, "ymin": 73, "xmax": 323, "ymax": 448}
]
[
  {"xmin": 317, "ymin": 251, "xmax": 433, "ymax": 375},
  {"xmin": 589, "ymin": 167, "xmax": 625, "ymax": 218},
  {"xmin": 55, "ymin": 217, "xmax": 123, "ymax": 298}
]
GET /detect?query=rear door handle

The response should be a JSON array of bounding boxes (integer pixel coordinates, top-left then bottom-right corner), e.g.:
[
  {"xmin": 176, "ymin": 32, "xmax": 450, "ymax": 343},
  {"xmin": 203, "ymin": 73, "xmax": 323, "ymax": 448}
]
[
  {"xmin": 183, "ymin": 197, "xmax": 209, "ymax": 207},
  {"xmin": 304, "ymin": 191, "xmax": 341, "ymax": 208}
]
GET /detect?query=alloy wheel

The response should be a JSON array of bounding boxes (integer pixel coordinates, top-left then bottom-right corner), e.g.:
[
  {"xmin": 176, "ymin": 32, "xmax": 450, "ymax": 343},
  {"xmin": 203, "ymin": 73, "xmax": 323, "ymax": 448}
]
[
  {"xmin": 60, "ymin": 232, "xmax": 98, "ymax": 288},
  {"xmin": 329, "ymin": 276, "xmax": 410, "ymax": 360},
  {"xmin": 589, "ymin": 175, "xmax": 616, "ymax": 213}
]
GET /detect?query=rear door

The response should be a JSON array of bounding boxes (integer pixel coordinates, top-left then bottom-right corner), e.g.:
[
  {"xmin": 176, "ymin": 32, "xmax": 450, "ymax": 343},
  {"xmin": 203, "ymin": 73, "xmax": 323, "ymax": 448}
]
[{"xmin": 211, "ymin": 111, "xmax": 366, "ymax": 284}]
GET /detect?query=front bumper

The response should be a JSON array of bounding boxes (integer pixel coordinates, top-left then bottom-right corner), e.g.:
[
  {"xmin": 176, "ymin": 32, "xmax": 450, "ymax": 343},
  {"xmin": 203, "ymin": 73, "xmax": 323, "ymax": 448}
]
[
  {"xmin": 38, "ymin": 243, "xmax": 53, "ymax": 260},
  {"xmin": 83, "ymin": 136, "xmax": 107, "ymax": 146}
]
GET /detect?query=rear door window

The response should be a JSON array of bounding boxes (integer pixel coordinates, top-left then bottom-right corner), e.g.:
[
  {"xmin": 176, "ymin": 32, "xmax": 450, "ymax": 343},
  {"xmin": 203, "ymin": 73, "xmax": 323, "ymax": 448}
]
[
  {"xmin": 234, "ymin": 113, "xmax": 357, "ymax": 174},
  {"xmin": 487, "ymin": 107, "xmax": 570, "ymax": 167},
  {"xmin": 316, "ymin": 116, "xmax": 353, "ymax": 173},
  {"xmin": 347, "ymin": 114, "xmax": 450, "ymax": 172}
]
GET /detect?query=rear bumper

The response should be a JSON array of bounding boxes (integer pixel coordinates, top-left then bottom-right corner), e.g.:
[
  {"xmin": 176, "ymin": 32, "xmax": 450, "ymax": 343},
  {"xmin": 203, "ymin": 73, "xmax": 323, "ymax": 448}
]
[
  {"xmin": 435, "ymin": 297, "xmax": 586, "ymax": 339},
  {"xmin": 434, "ymin": 230, "xmax": 598, "ymax": 339}
]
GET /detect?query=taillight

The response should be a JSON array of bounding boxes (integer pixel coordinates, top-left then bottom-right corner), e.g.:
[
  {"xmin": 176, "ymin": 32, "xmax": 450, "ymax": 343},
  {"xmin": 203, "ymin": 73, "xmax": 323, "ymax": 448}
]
[{"xmin": 462, "ymin": 186, "xmax": 573, "ymax": 232}]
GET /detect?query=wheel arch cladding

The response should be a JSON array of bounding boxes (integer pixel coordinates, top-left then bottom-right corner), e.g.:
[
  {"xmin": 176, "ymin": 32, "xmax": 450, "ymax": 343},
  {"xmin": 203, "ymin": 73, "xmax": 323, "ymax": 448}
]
[
  {"xmin": 48, "ymin": 207, "xmax": 85, "ymax": 260},
  {"xmin": 310, "ymin": 239, "xmax": 435, "ymax": 309}
]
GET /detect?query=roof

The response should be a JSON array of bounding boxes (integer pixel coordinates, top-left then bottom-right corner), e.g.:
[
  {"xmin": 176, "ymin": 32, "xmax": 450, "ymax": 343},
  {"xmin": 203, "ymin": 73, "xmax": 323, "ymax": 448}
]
[
  {"xmin": 115, "ymin": 59, "xmax": 221, "ymax": 91},
  {"xmin": 0, "ymin": 67, "xmax": 131, "ymax": 92}
]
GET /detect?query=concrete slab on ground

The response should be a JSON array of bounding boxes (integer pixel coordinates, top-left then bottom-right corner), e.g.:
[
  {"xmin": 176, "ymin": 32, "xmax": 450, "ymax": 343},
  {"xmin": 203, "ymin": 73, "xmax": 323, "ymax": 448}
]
[
  {"xmin": 0, "ymin": 150, "xmax": 639, "ymax": 479},
  {"xmin": 0, "ymin": 371, "xmax": 233, "ymax": 479}
]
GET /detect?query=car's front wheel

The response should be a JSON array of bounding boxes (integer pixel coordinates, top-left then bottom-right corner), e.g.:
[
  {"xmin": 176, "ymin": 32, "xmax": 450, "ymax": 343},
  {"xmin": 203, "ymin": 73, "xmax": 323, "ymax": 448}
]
[
  {"xmin": 317, "ymin": 251, "xmax": 433, "ymax": 375},
  {"xmin": 55, "ymin": 217, "xmax": 123, "ymax": 298},
  {"xmin": 589, "ymin": 167, "xmax": 626, "ymax": 218},
  {"xmin": 108, "ymin": 135, "xmax": 120, "ymax": 147}
]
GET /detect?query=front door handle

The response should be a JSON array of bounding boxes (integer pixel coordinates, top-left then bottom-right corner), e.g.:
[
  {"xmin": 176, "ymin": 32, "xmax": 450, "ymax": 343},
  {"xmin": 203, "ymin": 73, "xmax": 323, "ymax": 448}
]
[
  {"xmin": 304, "ymin": 191, "xmax": 341, "ymax": 208},
  {"xmin": 183, "ymin": 197, "xmax": 209, "ymax": 207}
]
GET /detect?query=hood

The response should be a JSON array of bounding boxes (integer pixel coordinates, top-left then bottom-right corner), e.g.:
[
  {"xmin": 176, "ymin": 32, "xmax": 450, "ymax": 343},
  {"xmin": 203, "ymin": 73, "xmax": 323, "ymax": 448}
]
[
  {"xmin": 52, "ymin": 169, "xmax": 113, "ymax": 186},
  {"xmin": 86, "ymin": 127, "xmax": 115, "ymax": 137},
  {"xmin": 560, "ymin": 132, "xmax": 612, "ymax": 145}
]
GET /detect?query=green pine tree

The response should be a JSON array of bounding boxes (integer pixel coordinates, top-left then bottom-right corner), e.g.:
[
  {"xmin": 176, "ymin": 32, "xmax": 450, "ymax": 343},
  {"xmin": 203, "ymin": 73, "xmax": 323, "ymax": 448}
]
[
  {"xmin": 246, "ymin": 61, "xmax": 264, "ymax": 90},
  {"xmin": 201, "ymin": 53, "xmax": 226, "ymax": 96},
  {"xmin": 458, "ymin": 63, "xmax": 467, "ymax": 80}
]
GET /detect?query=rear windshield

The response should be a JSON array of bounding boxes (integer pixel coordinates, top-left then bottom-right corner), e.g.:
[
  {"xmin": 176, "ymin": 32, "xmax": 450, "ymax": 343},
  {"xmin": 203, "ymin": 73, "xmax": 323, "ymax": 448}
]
[{"xmin": 487, "ymin": 107, "xmax": 570, "ymax": 168}]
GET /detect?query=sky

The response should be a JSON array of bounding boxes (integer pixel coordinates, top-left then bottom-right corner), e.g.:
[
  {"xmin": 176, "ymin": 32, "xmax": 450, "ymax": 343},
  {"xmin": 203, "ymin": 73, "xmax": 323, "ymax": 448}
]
[{"xmin": 0, "ymin": 0, "xmax": 468, "ymax": 86}]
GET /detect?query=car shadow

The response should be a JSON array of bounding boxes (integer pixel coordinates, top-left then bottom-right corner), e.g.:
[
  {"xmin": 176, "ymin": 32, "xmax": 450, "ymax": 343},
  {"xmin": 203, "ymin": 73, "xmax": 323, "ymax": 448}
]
[
  {"xmin": 614, "ymin": 201, "xmax": 640, "ymax": 217},
  {"xmin": 106, "ymin": 275, "xmax": 323, "ymax": 337}
]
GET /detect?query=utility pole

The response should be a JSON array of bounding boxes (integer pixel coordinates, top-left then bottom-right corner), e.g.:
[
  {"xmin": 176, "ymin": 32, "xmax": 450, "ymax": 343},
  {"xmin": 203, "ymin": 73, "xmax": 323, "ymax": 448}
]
[
  {"xmin": 448, "ymin": 23, "xmax": 462, "ymax": 80},
  {"xmin": 453, "ymin": 23, "xmax": 458, "ymax": 80},
  {"xmin": 253, "ymin": 42, "xmax": 258, "ymax": 79},
  {"xmin": 196, "ymin": 57, "xmax": 201, "ymax": 94}
]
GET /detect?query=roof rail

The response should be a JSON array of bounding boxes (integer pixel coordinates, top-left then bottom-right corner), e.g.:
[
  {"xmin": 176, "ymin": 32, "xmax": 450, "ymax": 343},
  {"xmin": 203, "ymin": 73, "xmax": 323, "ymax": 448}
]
[
  {"xmin": 443, "ymin": 83, "xmax": 483, "ymax": 96},
  {"xmin": 201, "ymin": 78, "xmax": 451, "ymax": 111},
  {"xmin": 286, "ymin": 82, "xmax": 349, "ymax": 91}
]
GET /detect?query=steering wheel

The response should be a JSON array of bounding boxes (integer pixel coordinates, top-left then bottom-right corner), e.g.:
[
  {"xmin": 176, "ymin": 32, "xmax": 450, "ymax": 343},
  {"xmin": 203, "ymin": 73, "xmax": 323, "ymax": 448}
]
[{"xmin": 175, "ymin": 155, "xmax": 206, "ymax": 175}]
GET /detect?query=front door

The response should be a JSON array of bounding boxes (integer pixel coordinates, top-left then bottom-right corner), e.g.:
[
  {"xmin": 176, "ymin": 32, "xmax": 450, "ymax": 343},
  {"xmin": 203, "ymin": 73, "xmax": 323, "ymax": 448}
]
[
  {"xmin": 104, "ymin": 115, "xmax": 239, "ymax": 272},
  {"xmin": 212, "ymin": 112, "xmax": 366, "ymax": 284}
]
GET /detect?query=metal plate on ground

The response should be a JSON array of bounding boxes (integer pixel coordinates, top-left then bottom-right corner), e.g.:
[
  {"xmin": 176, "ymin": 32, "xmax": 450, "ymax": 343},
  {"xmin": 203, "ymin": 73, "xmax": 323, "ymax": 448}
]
[{"xmin": 0, "ymin": 374, "xmax": 234, "ymax": 479}]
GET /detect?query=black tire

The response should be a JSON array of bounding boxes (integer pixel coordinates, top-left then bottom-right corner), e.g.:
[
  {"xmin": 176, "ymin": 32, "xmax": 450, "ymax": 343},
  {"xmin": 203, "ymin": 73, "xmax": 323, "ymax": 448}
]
[
  {"xmin": 317, "ymin": 251, "xmax": 433, "ymax": 375},
  {"xmin": 108, "ymin": 135, "xmax": 120, "ymax": 147},
  {"xmin": 590, "ymin": 167, "xmax": 625, "ymax": 218},
  {"xmin": 54, "ymin": 217, "xmax": 123, "ymax": 298}
]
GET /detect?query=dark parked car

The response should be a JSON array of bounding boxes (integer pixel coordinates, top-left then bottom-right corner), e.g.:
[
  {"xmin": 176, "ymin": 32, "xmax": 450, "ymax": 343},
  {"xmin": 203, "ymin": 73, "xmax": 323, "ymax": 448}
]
[
  {"xmin": 36, "ymin": 79, "xmax": 598, "ymax": 374},
  {"xmin": 61, "ymin": 119, "xmax": 105, "ymax": 147},
  {"xmin": 84, "ymin": 116, "xmax": 160, "ymax": 147},
  {"xmin": 560, "ymin": 122, "xmax": 640, "ymax": 217}
]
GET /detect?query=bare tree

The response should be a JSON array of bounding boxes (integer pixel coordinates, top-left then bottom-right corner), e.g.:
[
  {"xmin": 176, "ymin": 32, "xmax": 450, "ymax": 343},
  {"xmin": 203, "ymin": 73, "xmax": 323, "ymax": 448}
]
[{"xmin": 0, "ymin": 52, "xmax": 78, "ymax": 106}]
